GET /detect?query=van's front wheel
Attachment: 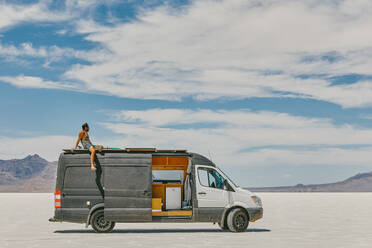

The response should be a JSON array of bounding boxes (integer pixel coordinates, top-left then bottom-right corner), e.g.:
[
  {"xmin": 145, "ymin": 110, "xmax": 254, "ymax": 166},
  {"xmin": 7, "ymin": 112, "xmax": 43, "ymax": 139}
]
[
  {"xmin": 218, "ymin": 221, "xmax": 228, "ymax": 230},
  {"xmin": 91, "ymin": 209, "xmax": 115, "ymax": 233},
  {"xmin": 227, "ymin": 208, "xmax": 249, "ymax": 232}
]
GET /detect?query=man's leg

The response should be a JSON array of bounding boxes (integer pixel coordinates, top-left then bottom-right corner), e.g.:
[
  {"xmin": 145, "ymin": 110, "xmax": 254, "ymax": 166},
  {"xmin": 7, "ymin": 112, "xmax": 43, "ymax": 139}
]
[{"xmin": 89, "ymin": 146, "xmax": 96, "ymax": 171}]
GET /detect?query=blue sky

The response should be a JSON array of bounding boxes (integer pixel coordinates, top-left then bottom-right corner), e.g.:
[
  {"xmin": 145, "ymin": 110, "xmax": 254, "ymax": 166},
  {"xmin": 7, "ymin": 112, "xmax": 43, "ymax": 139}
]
[{"xmin": 1, "ymin": 0, "xmax": 372, "ymax": 187}]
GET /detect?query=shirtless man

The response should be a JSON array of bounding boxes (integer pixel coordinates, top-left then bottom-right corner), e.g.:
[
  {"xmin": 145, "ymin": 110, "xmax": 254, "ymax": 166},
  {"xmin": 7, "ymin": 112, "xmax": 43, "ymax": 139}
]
[{"xmin": 74, "ymin": 123, "xmax": 102, "ymax": 171}]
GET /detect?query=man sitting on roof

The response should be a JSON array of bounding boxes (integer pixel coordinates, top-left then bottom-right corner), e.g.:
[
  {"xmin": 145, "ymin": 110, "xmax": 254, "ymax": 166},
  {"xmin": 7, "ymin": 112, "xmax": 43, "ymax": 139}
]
[{"xmin": 73, "ymin": 123, "xmax": 102, "ymax": 171}]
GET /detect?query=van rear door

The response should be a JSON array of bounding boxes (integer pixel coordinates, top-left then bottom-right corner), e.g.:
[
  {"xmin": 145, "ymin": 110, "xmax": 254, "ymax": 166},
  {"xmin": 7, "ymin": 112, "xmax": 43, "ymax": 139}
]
[{"xmin": 103, "ymin": 153, "xmax": 152, "ymax": 222}]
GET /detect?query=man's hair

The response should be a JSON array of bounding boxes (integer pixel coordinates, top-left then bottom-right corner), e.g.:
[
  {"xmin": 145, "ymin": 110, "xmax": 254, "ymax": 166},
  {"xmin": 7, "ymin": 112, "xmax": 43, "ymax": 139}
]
[{"xmin": 82, "ymin": 123, "xmax": 89, "ymax": 130}]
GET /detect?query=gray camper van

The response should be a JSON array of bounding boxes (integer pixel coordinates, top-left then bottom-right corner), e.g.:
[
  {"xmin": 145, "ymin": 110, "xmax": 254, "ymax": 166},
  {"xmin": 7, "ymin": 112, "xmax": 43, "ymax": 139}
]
[{"xmin": 49, "ymin": 148, "xmax": 263, "ymax": 232}]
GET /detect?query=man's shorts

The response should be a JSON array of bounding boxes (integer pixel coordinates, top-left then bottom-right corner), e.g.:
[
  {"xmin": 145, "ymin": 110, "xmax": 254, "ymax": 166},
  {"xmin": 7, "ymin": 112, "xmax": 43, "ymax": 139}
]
[{"xmin": 84, "ymin": 144, "xmax": 94, "ymax": 149}]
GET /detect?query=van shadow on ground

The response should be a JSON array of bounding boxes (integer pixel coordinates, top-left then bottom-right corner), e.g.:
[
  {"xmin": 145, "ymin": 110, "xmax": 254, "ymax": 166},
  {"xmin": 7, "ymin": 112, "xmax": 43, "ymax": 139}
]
[{"xmin": 54, "ymin": 228, "xmax": 271, "ymax": 234}]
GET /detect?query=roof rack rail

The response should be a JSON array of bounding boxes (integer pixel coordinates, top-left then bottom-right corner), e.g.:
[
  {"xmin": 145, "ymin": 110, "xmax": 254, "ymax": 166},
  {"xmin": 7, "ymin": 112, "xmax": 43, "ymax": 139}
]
[
  {"xmin": 156, "ymin": 149, "xmax": 187, "ymax": 153},
  {"xmin": 125, "ymin": 148, "xmax": 156, "ymax": 152},
  {"xmin": 62, "ymin": 147, "xmax": 188, "ymax": 153}
]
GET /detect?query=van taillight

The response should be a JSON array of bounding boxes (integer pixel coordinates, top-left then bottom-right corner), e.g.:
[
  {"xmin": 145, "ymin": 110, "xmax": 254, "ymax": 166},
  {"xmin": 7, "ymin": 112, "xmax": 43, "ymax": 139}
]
[{"xmin": 55, "ymin": 190, "xmax": 61, "ymax": 208}]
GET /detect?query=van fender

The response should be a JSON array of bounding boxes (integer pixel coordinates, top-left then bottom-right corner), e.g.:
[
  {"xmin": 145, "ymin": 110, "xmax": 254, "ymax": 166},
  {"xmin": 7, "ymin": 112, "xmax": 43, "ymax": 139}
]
[
  {"xmin": 85, "ymin": 203, "xmax": 104, "ymax": 228},
  {"xmin": 220, "ymin": 202, "xmax": 250, "ymax": 229}
]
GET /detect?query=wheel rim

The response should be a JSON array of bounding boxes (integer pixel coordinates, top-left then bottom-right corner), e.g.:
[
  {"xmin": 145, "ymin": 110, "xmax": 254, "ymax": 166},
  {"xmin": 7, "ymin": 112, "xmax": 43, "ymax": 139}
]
[
  {"xmin": 235, "ymin": 213, "xmax": 247, "ymax": 229},
  {"xmin": 94, "ymin": 214, "xmax": 111, "ymax": 231}
]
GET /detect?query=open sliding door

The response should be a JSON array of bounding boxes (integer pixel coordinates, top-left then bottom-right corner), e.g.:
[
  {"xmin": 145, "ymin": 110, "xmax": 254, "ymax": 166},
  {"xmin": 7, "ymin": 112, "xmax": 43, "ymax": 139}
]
[{"xmin": 104, "ymin": 154, "xmax": 152, "ymax": 222}]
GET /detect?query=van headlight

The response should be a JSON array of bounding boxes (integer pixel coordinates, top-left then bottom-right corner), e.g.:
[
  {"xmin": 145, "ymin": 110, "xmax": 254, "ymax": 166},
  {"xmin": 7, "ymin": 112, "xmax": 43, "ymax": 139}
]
[{"xmin": 251, "ymin": 195, "xmax": 262, "ymax": 206}]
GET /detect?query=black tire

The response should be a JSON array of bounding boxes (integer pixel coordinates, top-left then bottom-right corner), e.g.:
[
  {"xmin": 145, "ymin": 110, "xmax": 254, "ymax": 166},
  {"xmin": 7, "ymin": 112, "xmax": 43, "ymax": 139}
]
[
  {"xmin": 90, "ymin": 209, "xmax": 115, "ymax": 233},
  {"xmin": 218, "ymin": 221, "xmax": 228, "ymax": 230},
  {"xmin": 227, "ymin": 208, "xmax": 249, "ymax": 232}
]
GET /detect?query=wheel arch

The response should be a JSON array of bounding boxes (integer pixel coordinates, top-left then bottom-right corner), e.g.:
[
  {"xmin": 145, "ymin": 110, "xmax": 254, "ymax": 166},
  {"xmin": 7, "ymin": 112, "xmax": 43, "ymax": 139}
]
[
  {"xmin": 86, "ymin": 203, "xmax": 104, "ymax": 228},
  {"xmin": 220, "ymin": 205, "xmax": 250, "ymax": 229}
]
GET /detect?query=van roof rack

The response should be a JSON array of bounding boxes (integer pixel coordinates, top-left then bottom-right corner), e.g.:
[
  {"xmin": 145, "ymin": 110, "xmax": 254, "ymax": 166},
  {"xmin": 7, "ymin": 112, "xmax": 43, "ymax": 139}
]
[
  {"xmin": 125, "ymin": 148, "xmax": 156, "ymax": 152},
  {"xmin": 63, "ymin": 148, "xmax": 188, "ymax": 153}
]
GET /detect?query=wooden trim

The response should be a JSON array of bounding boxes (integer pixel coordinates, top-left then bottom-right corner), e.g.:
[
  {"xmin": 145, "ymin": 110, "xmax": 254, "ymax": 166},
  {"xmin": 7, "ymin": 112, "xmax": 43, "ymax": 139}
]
[
  {"xmin": 152, "ymin": 210, "xmax": 192, "ymax": 216},
  {"xmin": 152, "ymin": 165, "xmax": 186, "ymax": 170}
]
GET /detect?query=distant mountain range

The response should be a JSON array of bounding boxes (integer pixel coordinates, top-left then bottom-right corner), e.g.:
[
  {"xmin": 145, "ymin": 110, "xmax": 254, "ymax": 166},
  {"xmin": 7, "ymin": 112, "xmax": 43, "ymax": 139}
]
[
  {"xmin": 0, "ymin": 154, "xmax": 56, "ymax": 192},
  {"xmin": 248, "ymin": 172, "xmax": 372, "ymax": 192},
  {"xmin": 1, "ymin": 154, "xmax": 372, "ymax": 192}
]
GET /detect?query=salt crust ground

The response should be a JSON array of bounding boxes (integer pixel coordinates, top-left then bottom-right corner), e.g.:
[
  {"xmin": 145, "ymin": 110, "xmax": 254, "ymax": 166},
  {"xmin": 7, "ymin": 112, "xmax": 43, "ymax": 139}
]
[{"xmin": 1, "ymin": 193, "xmax": 371, "ymax": 248}]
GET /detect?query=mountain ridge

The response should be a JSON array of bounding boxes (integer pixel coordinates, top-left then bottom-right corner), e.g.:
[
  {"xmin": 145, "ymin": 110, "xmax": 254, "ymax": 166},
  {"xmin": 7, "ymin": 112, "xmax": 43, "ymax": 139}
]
[
  {"xmin": 0, "ymin": 154, "xmax": 56, "ymax": 192},
  {"xmin": 247, "ymin": 171, "xmax": 372, "ymax": 192}
]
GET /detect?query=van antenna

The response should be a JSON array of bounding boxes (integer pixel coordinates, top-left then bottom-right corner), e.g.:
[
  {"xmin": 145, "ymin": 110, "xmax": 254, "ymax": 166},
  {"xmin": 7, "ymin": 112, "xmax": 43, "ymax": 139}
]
[{"xmin": 208, "ymin": 149, "xmax": 213, "ymax": 162}]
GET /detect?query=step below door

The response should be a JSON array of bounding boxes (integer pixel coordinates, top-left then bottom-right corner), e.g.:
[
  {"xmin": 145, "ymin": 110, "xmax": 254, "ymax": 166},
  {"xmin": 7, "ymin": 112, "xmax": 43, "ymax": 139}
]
[{"xmin": 104, "ymin": 154, "xmax": 152, "ymax": 222}]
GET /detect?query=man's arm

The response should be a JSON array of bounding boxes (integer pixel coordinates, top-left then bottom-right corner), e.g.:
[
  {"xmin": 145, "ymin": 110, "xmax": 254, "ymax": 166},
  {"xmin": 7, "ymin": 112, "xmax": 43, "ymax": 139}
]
[{"xmin": 74, "ymin": 132, "xmax": 83, "ymax": 149}]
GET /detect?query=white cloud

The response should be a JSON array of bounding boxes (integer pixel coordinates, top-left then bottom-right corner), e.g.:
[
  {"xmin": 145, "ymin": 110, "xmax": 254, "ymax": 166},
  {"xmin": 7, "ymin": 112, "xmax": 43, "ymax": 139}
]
[
  {"xmin": 1, "ymin": 0, "xmax": 372, "ymax": 107},
  {"xmin": 55, "ymin": 29, "xmax": 68, "ymax": 35},
  {"xmin": 0, "ymin": 135, "xmax": 74, "ymax": 161},
  {"xmin": 0, "ymin": 76, "xmax": 76, "ymax": 90},
  {"xmin": 0, "ymin": 42, "xmax": 107, "ymax": 63},
  {"xmin": 49, "ymin": 0, "xmax": 372, "ymax": 107},
  {"xmin": 99, "ymin": 108, "xmax": 372, "ymax": 168},
  {"xmin": 0, "ymin": 40, "xmax": 114, "ymax": 75},
  {"xmin": 64, "ymin": 0, "xmax": 119, "ymax": 8},
  {"xmin": 0, "ymin": 1, "xmax": 70, "ymax": 31},
  {"xmin": 0, "ymin": 0, "xmax": 121, "ymax": 31}
]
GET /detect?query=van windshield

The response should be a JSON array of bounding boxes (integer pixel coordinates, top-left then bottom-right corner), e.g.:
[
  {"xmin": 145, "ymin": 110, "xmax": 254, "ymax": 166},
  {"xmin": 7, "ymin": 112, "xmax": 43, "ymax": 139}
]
[{"xmin": 217, "ymin": 167, "xmax": 239, "ymax": 188}]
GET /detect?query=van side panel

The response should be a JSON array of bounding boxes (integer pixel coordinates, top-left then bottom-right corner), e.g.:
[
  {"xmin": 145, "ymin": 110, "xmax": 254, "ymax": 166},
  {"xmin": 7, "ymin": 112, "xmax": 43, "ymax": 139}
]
[{"xmin": 104, "ymin": 153, "xmax": 153, "ymax": 222}]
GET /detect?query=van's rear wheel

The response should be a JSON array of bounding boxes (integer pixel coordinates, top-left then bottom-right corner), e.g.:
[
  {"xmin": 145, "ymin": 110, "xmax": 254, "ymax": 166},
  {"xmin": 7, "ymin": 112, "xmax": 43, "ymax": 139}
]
[
  {"xmin": 91, "ymin": 209, "xmax": 115, "ymax": 233},
  {"xmin": 227, "ymin": 208, "xmax": 249, "ymax": 232}
]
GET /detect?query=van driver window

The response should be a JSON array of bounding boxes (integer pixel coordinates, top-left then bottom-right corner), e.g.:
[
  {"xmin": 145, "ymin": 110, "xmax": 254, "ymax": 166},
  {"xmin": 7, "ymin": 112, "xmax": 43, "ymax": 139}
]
[
  {"xmin": 198, "ymin": 168, "xmax": 225, "ymax": 190},
  {"xmin": 214, "ymin": 170, "xmax": 225, "ymax": 189},
  {"xmin": 198, "ymin": 169, "xmax": 209, "ymax": 186}
]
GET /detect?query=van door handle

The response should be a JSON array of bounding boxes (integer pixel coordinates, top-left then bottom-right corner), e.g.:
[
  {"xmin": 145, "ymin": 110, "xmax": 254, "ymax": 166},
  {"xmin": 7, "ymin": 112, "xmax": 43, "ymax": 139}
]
[{"xmin": 198, "ymin": 192, "xmax": 206, "ymax": 195}]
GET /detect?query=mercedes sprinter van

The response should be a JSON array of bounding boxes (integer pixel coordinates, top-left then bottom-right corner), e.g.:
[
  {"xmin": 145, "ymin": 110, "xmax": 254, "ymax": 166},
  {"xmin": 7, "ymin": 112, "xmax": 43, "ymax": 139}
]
[{"xmin": 49, "ymin": 148, "xmax": 263, "ymax": 232}]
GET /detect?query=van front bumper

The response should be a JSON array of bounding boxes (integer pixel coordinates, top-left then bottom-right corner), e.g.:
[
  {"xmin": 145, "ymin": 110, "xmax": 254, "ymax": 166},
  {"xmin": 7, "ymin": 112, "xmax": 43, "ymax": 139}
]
[{"xmin": 247, "ymin": 207, "xmax": 263, "ymax": 222}]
